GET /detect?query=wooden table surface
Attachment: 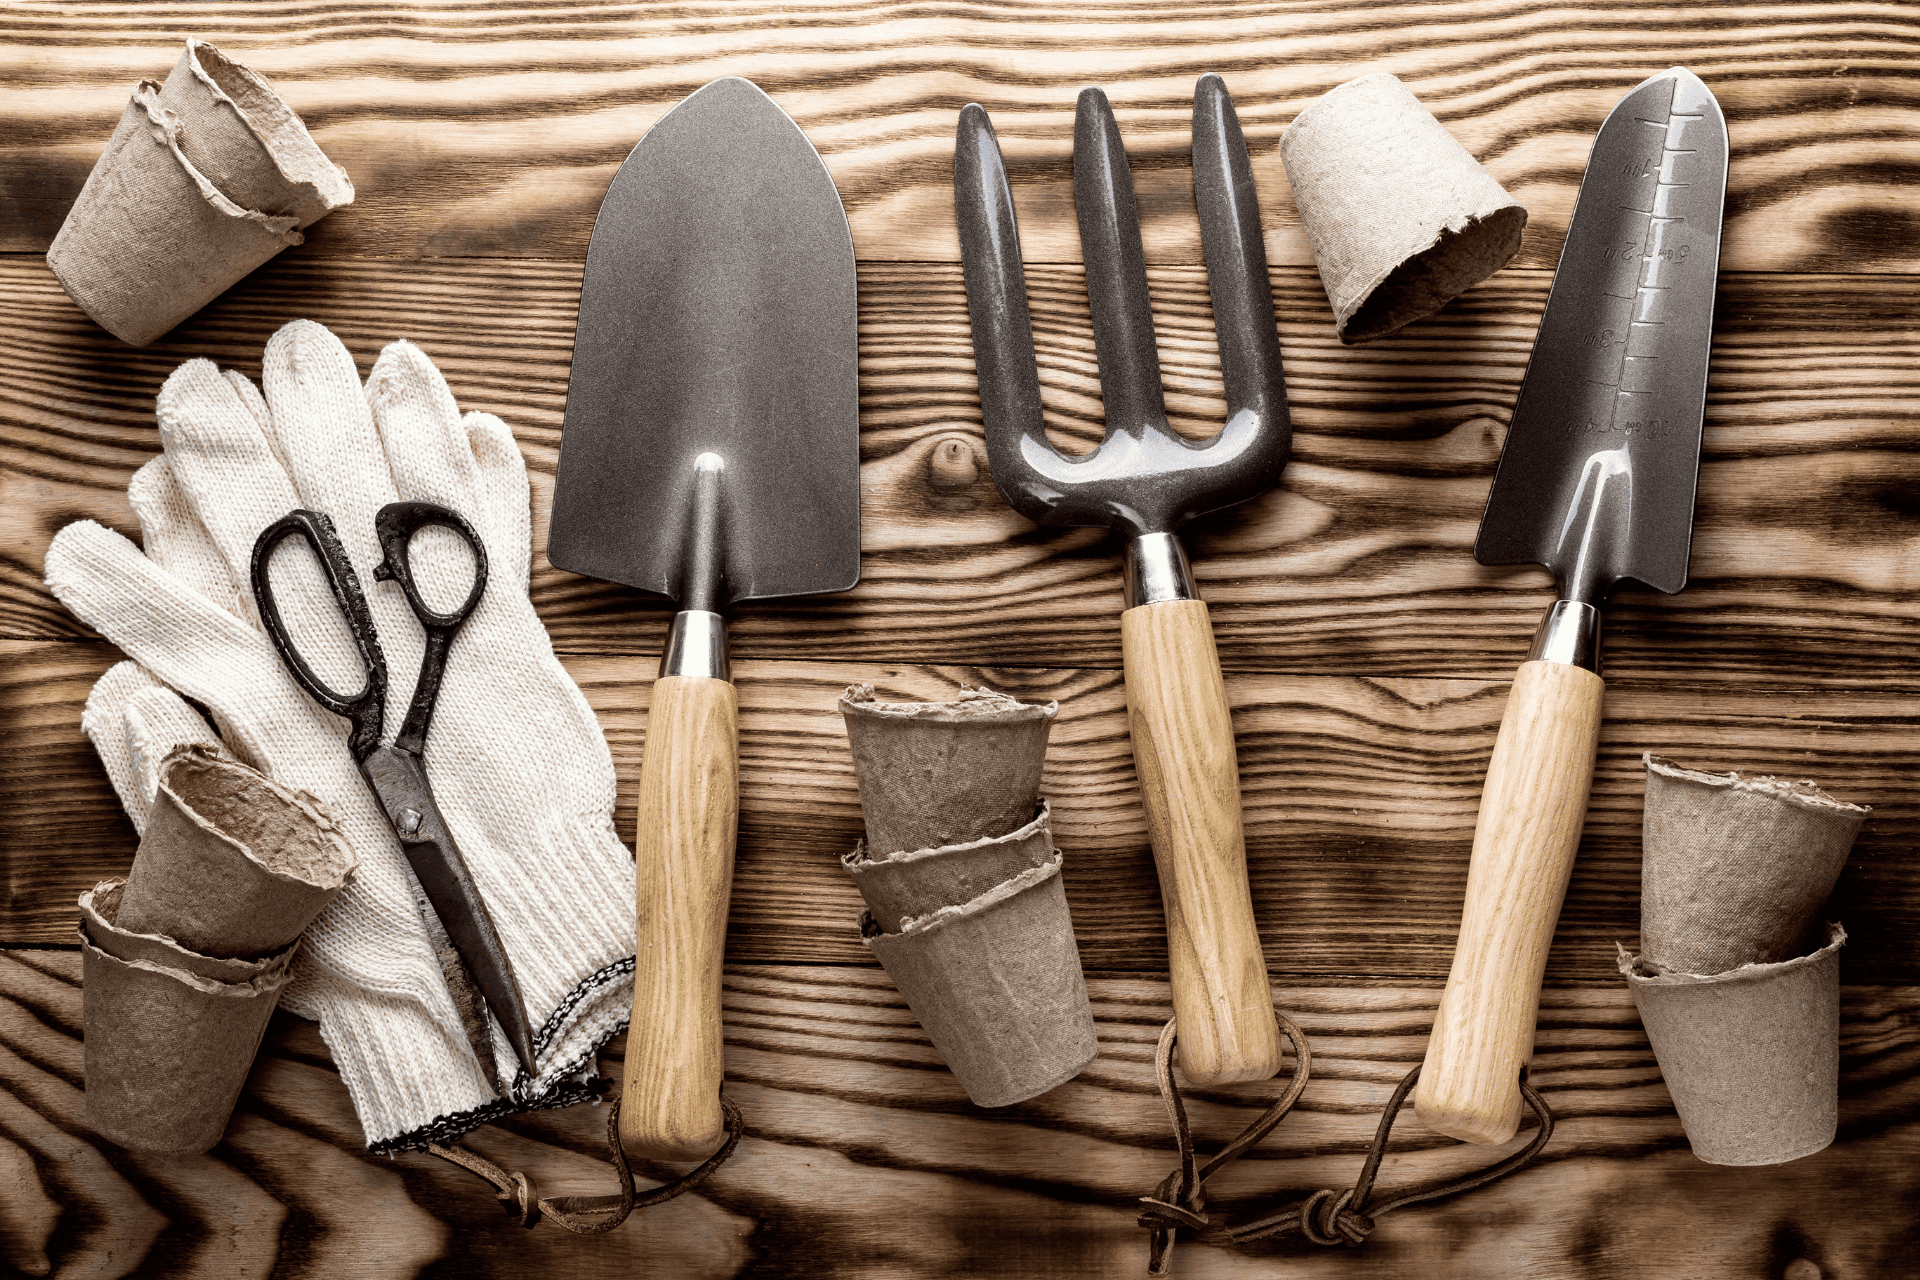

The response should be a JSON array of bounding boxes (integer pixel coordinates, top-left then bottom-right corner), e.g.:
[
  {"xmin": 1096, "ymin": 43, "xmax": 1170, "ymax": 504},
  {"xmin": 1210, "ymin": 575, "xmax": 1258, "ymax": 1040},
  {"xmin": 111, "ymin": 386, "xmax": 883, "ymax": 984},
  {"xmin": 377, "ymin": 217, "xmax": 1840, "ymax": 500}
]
[{"xmin": 4, "ymin": 3, "xmax": 1917, "ymax": 1277}]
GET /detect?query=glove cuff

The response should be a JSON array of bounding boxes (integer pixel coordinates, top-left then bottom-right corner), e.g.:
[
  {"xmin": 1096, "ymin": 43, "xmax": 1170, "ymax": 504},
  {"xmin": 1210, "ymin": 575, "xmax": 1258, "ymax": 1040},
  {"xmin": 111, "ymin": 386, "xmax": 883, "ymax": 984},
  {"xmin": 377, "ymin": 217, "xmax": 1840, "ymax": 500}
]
[
  {"xmin": 478, "ymin": 811, "xmax": 637, "ymax": 1037},
  {"xmin": 297, "ymin": 950, "xmax": 635, "ymax": 1153},
  {"xmin": 290, "ymin": 812, "xmax": 639, "ymax": 1152}
]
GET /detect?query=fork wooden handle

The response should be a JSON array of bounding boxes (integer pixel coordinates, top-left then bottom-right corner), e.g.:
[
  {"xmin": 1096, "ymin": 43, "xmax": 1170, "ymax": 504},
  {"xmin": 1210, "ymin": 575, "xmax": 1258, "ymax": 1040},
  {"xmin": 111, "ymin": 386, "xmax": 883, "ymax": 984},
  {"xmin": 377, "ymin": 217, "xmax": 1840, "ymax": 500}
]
[
  {"xmin": 623, "ymin": 673, "xmax": 739, "ymax": 1160},
  {"xmin": 1121, "ymin": 598, "xmax": 1283, "ymax": 1084},
  {"xmin": 1416, "ymin": 659, "xmax": 1605, "ymax": 1144}
]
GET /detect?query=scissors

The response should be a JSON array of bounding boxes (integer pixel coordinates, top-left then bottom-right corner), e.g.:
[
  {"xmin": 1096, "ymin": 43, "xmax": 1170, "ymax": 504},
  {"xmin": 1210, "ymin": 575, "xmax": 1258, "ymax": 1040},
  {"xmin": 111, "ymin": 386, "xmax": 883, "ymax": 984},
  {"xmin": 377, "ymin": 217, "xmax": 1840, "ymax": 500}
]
[{"xmin": 250, "ymin": 500, "xmax": 538, "ymax": 1087}]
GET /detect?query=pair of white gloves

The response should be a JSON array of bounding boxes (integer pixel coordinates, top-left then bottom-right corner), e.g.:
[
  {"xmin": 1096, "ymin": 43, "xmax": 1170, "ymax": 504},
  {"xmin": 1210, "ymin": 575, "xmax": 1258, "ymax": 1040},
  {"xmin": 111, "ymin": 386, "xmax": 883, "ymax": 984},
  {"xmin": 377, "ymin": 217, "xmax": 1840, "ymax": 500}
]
[{"xmin": 46, "ymin": 320, "xmax": 637, "ymax": 1152}]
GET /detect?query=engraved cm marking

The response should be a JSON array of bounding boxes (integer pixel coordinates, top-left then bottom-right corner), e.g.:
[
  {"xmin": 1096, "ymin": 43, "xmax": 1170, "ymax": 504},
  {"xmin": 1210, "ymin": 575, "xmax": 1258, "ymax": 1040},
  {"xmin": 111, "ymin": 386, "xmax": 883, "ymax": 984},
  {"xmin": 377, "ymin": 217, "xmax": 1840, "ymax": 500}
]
[{"xmin": 1582, "ymin": 102, "xmax": 1706, "ymax": 439}]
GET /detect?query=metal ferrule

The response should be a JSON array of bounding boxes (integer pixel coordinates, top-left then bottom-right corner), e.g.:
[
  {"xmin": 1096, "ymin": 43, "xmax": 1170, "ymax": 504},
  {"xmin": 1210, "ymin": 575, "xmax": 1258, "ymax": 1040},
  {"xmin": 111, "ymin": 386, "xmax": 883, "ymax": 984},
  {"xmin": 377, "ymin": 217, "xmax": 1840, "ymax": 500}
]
[
  {"xmin": 1123, "ymin": 532, "xmax": 1196, "ymax": 609},
  {"xmin": 1527, "ymin": 600, "xmax": 1601, "ymax": 672},
  {"xmin": 661, "ymin": 610, "xmax": 730, "ymax": 681}
]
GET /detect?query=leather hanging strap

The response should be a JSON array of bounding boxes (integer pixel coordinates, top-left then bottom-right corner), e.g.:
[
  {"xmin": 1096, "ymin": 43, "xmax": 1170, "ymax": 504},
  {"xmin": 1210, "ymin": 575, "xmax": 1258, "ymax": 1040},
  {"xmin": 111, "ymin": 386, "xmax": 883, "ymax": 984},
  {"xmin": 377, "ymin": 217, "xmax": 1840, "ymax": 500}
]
[
  {"xmin": 1136, "ymin": 1009, "xmax": 1312, "ymax": 1273},
  {"xmin": 428, "ymin": 1094, "xmax": 744, "ymax": 1234},
  {"xmin": 1138, "ymin": 1020, "xmax": 1554, "ymax": 1273}
]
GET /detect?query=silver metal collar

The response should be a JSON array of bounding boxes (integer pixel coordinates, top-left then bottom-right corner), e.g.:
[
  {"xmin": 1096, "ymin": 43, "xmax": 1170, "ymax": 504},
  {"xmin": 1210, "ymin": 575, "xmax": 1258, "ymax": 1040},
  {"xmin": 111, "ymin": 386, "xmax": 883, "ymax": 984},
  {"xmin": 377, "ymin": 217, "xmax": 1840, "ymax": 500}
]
[
  {"xmin": 661, "ymin": 610, "xmax": 731, "ymax": 680},
  {"xmin": 1124, "ymin": 532, "xmax": 1196, "ymax": 609}
]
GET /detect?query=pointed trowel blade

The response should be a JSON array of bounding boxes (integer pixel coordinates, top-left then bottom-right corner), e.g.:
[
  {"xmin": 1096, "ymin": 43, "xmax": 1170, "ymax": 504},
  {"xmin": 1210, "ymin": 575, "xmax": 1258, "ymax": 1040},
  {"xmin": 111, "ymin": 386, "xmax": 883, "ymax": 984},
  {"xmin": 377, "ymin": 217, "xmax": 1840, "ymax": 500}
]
[
  {"xmin": 550, "ymin": 77, "xmax": 860, "ymax": 606},
  {"xmin": 1475, "ymin": 68, "xmax": 1727, "ymax": 599}
]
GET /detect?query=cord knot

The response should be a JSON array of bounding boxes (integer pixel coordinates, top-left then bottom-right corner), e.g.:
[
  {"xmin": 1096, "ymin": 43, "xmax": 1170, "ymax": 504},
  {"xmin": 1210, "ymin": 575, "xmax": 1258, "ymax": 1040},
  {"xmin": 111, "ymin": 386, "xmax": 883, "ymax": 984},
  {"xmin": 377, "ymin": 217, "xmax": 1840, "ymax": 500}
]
[
  {"xmin": 1136, "ymin": 1195, "xmax": 1209, "ymax": 1232},
  {"xmin": 496, "ymin": 1169, "xmax": 540, "ymax": 1228},
  {"xmin": 1295, "ymin": 1189, "xmax": 1375, "ymax": 1246}
]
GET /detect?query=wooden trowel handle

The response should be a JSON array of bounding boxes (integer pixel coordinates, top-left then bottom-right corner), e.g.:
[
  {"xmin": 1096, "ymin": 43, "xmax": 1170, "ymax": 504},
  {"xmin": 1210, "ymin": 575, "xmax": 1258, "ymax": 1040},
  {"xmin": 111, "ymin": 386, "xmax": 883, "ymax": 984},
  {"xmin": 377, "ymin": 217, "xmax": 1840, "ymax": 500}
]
[
  {"xmin": 623, "ymin": 673, "xmax": 739, "ymax": 1160},
  {"xmin": 1416, "ymin": 659, "xmax": 1605, "ymax": 1144},
  {"xmin": 1121, "ymin": 598, "xmax": 1283, "ymax": 1084}
]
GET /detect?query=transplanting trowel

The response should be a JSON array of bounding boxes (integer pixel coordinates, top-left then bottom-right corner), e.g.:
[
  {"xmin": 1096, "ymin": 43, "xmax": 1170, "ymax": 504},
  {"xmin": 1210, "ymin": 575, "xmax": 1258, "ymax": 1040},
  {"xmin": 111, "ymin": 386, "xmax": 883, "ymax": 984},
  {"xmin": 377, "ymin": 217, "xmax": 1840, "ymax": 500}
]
[
  {"xmin": 1416, "ymin": 68, "xmax": 1728, "ymax": 1145},
  {"xmin": 549, "ymin": 77, "xmax": 860, "ymax": 1159}
]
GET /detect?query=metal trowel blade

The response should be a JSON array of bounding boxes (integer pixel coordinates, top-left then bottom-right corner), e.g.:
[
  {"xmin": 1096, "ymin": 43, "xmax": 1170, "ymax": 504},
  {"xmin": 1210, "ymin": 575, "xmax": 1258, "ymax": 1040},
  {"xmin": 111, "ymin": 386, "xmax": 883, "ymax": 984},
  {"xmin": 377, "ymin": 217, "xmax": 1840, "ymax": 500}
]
[
  {"xmin": 550, "ymin": 77, "xmax": 861, "ymax": 606},
  {"xmin": 1474, "ymin": 68, "xmax": 1727, "ymax": 598}
]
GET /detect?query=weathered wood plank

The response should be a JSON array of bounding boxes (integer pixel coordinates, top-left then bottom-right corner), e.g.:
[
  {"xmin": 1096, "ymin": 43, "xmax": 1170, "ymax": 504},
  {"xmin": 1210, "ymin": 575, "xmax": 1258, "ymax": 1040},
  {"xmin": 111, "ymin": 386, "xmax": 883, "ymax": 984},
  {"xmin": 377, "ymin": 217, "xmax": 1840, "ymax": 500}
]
[
  {"xmin": 4, "ymin": 950, "xmax": 1917, "ymax": 1278},
  {"xmin": 6, "ymin": 3, "xmax": 1914, "ymax": 1273},
  {"xmin": 3, "ymin": 258, "xmax": 1915, "ymax": 685},
  {"xmin": 2, "ymin": 2, "xmax": 1916, "ymax": 273},
  {"xmin": 8, "ymin": 642, "xmax": 1913, "ymax": 984}
]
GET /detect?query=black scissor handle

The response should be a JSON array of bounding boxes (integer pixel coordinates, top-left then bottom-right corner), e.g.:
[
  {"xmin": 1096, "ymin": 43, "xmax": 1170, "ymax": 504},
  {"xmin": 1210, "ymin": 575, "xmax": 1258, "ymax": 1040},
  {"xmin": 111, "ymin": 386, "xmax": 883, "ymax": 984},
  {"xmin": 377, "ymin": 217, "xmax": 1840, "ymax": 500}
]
[
  {"xmin": 251, "ymin": 509, "xmax": 388, "ymax": 761},
  {"xmin": 372, "ymin": 500, "xmax": 489, "ymax": 757},
  {"xmin": 373, "ymin": 501, "xmax": 489, "ymax": 630}
]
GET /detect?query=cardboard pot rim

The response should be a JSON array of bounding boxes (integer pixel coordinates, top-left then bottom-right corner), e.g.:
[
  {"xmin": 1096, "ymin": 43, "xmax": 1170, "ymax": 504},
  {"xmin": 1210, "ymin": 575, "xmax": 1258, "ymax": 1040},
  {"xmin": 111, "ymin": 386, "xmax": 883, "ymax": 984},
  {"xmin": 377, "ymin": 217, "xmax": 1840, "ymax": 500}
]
[
  {"xmin": 840, "ymin": 682, "xmax": 1057, "ymax": 724},
  {"xmin": 844, "ymin": 801, "xmax": 1050, "ymax": 869},
  {"xmin": 1619, "ymin": 921, "xmax": 1847, "ymax": 987}
]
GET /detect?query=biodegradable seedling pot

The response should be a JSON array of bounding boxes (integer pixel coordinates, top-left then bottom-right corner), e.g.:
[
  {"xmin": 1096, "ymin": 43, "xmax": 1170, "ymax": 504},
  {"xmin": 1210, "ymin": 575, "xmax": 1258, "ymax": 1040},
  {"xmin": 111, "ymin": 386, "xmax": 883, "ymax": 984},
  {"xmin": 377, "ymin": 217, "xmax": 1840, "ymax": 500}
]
[{"xmin": 1279, "ymin": 73, "xmax": 1526, "ymax": 344}]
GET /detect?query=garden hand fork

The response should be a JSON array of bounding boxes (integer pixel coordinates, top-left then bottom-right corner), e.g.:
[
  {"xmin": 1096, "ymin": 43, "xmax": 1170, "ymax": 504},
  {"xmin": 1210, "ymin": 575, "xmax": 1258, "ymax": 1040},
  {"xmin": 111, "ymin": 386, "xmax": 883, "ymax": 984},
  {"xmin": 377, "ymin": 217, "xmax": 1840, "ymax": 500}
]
[{"xmin": 955, "ymin": 74, "xmax": 1293, "ymax": 1083}]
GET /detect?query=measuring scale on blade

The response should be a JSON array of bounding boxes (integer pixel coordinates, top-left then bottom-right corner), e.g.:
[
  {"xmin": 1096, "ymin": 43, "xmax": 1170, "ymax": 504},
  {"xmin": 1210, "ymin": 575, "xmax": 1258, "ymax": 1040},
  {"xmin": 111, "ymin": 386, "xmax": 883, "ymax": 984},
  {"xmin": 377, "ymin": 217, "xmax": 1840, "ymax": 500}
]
[
  {"xmin": 1479, "ymin": 68, "xmax": 1726, "ymax": 607},
  {"xmin": 1579, "ymin": 74, "xmax": 1721, "ymax": 455},
  {"xmin": 1417, "ymin": 67, "xmax": 1728, "ymax": 1146}
]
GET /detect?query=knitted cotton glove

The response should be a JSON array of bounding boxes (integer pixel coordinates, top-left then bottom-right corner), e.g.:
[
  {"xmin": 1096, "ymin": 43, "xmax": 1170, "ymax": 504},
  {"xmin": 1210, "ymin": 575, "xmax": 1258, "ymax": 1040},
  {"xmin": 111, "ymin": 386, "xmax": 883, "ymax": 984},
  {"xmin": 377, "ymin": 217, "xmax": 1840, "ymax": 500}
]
[
  {"xmin": 82, "ymin": 660, "xmax": 225, "ymax": 831},
  {"xmin": 48, "ymin": 320, "xmax": 637, "ymax": 1152}
]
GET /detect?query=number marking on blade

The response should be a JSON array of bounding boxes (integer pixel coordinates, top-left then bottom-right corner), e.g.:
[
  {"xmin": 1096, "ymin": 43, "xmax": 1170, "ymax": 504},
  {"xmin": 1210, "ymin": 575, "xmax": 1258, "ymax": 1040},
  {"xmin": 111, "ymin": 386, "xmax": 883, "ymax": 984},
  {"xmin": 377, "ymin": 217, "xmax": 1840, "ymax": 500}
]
[{"xmin": 1581, "ymin": 98, "xmax": 1711, "ymax": 441}]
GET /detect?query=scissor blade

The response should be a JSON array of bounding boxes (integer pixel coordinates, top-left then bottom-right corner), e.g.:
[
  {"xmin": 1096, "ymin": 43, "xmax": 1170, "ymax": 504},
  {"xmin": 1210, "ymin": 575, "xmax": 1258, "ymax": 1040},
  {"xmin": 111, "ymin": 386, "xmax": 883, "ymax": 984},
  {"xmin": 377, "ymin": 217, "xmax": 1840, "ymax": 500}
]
[
  {"xmin": 363, "ymin": 745, "xmax": 541, "ymax": 1081},
  {"xmin": 416, "ymin": 888, "xmax": 504, "ymax": 1089}
]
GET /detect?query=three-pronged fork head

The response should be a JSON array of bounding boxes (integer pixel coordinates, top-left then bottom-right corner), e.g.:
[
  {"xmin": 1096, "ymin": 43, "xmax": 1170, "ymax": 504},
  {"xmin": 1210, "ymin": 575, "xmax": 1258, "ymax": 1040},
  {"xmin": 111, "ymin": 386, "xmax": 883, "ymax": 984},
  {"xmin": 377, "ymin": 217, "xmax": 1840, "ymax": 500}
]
[{"xmin": 955, "ymin": 75, "xmax": 1292, "ymax": 567}]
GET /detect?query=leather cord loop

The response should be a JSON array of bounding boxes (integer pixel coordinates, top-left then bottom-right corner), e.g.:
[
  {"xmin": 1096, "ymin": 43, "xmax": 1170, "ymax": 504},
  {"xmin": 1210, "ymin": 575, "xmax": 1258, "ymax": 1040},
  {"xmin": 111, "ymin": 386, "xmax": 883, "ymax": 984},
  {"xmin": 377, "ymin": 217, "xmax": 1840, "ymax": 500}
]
[
  {"xmin": 427, "ymin": 1093, "xmax": 745, "ymax": 1235},
  {"xmin": 1138, "ymin": 1026, "xmax": 1555, "ymax": 1274},
  {"xmin": 1135, "ymin": 1008, "xmax": 1313, "ymax": 1274},
  {"xmin": 1225, "ymin": 1063, "xmax": 1554, "ymax": 1249}
]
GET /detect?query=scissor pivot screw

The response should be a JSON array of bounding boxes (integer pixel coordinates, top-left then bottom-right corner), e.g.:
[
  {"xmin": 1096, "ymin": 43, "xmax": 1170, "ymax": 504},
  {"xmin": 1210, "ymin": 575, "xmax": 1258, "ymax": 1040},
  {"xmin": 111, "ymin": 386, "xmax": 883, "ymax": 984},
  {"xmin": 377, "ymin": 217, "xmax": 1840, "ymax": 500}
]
[{"xmin": 398, "ymin": 807, "xmax": 423, "ymax": 835}]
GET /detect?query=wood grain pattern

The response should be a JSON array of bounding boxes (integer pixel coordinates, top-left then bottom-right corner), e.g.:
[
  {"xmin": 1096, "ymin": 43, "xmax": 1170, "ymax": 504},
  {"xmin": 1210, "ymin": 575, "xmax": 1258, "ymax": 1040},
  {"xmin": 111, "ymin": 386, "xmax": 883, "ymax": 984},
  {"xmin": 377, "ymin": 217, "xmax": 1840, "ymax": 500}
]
[
  {"xmin": 1120, "ymin": 596, "xmax": 1280, "ymax": 1084},
  {"xmin": 6, "ymin": 948, "xmax": 1920, "ymax": 1278},
  {"xmin": 627, "ymin": 673, "xmax": 739, "ymax": 1160},
  {"xmin": 9, "ymin": 641, "xmax": 1915, "ymax": 984},
  {"xmin": 1417, "ymin": 659, "xmax": 1606, "ymax": 1146},
  {"xmin": 3, "ymin": 1, "xmax": 1915, "ymax": 1268},
  {"xmin": 3, "ymin": 257, "xmax": 1916, "ymax": 685},
  {"xmin": 2, "ymin": 2, "xmax": 1915, "ymax": 274}
]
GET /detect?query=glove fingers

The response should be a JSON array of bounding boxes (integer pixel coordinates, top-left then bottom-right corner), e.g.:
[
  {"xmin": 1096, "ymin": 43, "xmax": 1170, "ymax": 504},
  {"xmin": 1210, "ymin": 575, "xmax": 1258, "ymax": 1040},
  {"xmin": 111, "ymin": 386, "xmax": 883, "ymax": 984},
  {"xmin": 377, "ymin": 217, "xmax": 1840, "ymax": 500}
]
[
  {"xmin": 82, "ymin": 662, "xmax": 222, "ymax": 833},
  {"xmin": 82, "ymin": 662, "xmax": 160, "ymax": 823},
  {"xmin": 122, "ymin": 684, "xmax": 225, "ymax": 817},
  {"xmin": 223, "ymin": 368, "xmax": 273, "ymax": 436},
  {"xmin": 260, "ymin": 321, "xmax": 424, "ymax": 717},
  {"xmin": 261, "ymin": 321, "xmax": 402, "ymax": 559},
  {"xmin": 156, "ymin": 358, "xmax": 301, "ymax": 592},
  {"xmin": 153, "ymin": 359, "xmax": 376, "ymax": 695},
  {"xmin": 117, "ymin": 694, "xmax": 225, "ymax": 831},
  {"xmin": 463, "ymin": 412, "xmax": 533, "ymax": 597},
  {"xmin": 127, "ymin": 455, "xmax": 251, "ymax": 625},
  {"xmin": 46, "ymin": 521, "xmax": 336, "ymax": 774},
  {"xmin": 221, "ymin": 367, "xmax": 296, "ymax": 483},
  {"xmin": 365, "ymin": 340, "xmax": 490, "ymax": 616},
  {"xmin": 367, "ymin": 341, "xmax": 482, "ymax": 509}
]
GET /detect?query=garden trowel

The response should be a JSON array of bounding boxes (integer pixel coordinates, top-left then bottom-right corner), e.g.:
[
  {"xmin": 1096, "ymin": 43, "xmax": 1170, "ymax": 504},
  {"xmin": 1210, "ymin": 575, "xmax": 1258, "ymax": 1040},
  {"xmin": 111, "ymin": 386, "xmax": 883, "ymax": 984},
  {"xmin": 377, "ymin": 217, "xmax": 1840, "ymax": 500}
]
[
  {"xmin": 1416, "ymin": 67, "xmax": 1727, "ymax": 1145},
  {"xmin": 549, "ymin": 76, "xmax": 860, "ymax": 1159}
]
